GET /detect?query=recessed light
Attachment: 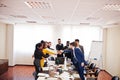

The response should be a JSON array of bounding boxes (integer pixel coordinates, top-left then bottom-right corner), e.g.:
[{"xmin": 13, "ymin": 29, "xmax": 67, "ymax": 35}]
[
  {"xmin": 80, "ymin": 23, "xmax": 90, "ymax": 25},
  {"xmin": 41, "ymin": 16, "xmax": 55, "ymax": 19},
  {"xmin": 26, "ymin": 21, "xmax": 37, "ymax": 23},
  {"xmin": 48, "ymin": 22, "xmax": 54, "ymax": 24},
  {"xmin": 24, "ymin": 1, "xmax": 51, "ymax": 8},
  {"xmin": 107, "ymin": 23, "xmax": 119, "ymax": 26},
  {"xmin": 10, "ymin": 15, "xmax": 27, "ymax": 18},
  {"xmin": 102, "ymin": 4, "xmax": 120, "ymax": 11},
  {"xmin": 86, "ymin": 17, "xmax": 99, "ymax": 20}
]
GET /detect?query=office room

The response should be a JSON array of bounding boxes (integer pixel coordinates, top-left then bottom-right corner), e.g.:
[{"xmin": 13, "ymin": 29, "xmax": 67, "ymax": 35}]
[{"xmin": 0, "ymin": 0, "xmax": 120, "ymax": 80}]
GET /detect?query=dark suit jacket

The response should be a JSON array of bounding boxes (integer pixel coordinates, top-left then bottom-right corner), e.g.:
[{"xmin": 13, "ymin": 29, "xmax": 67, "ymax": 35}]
[
  {"xmin": 64, "ymin": 48, "xmax": 85, "ymax": 64},
  {"xmin": 74, "ymin": 48, "xmax": 85, "ymax": 63},
  {"xmin": 79, "ymin": 45, "xmax": 84, "ymax": 54}
]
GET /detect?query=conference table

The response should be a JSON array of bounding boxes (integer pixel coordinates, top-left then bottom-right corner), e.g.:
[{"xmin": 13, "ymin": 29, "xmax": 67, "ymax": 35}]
[{"xmin": 37, "ymin": 59, "xmax": 81, "ymax": 80}]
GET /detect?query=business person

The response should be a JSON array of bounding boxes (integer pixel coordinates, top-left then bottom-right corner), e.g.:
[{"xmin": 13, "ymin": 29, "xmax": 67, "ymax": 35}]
[
  {"xmin": 56, "ymin": 38, "xmax": 64, "ymax": 57},
  {"xmin": 75, "ymin": 39, "xmax": 84, "ymax": 54},
  {"xmin": 40, "ymin": 41, "xmax": 56, "ymax": 68},
  {"xmin": 63, "ymin": 41, "xmax": 70, "ymax": 50},
  {"xmin": 33, "ymin": 43, "xmax": 49, "ymax": 80},
  {"xmin": 63, "ymin": 41, "xmax": 72, "ymax": 58},
  {"xmin": 70, "ymin": 42, "xmax": 85, "ymax": 80},
  {"xmin": 47, "ymin": 41, "xmax": 54, "ymax": 50}
]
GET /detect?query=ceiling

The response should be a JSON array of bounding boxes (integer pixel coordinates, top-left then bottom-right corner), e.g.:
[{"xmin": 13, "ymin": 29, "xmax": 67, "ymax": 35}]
[{"xmin": 0, "ymin": 0, "xmax": 120, "ymax": 27}]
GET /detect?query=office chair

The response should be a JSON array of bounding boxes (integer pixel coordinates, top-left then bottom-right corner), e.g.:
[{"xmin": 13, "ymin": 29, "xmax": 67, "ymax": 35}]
[
  {"xmin": 112, "ymin": 76, "xmax": 120, "ymax": 80},
  {"xmin": 94, "ymin": 69, "xmax": 101, "ymax": 77},
  {"xmin": 89, "ymin": 63, "xmax": 96, "ymax": 69}
]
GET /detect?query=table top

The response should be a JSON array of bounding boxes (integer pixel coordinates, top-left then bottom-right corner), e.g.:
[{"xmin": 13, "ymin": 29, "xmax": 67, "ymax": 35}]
[{"xmin": 37, "ymin": 60, "xmax": 80, "ymax": 80}]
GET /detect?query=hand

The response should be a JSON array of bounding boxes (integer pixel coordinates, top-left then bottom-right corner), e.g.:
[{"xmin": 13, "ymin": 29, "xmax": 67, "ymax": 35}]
[
  {"xmin": 32, "ymin": 55, "xmax": 34, "ymax": 58},
  {"xmin": 57, "ymin": 51, "xmax": 61, "ymax": 54},
  {"xmin": 60, "ymin": 50, "xmax": 64, "ymax": 53},
  {"xmin": 81, "ymin": 62, "xmax": 84, "ymax": 67},
  {"xmin": 57, "ymin": 50, "xmax": 63, "ymax": 54},
  {"xmin": 46, "ymin": 53, "xmax": 50, "ymax": 58}
]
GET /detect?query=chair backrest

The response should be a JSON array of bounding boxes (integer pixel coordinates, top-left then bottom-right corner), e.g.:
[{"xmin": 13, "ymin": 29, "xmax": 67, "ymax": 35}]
[
  {"xmin": 112, "ymin": 76, "xmax": 120, "ymax": 80},
  {"xmin": 55, "ymin": 57, "xmax": 64, "ymax": 64},
  {"xmin": 97, "ymin": 70, "xmax": 112, "ymax": 80},
  {"xmin": 89, "ymin": 63, "xmax": 96, "ymax": 69},
  {"xmin": 95, "ymin": 69, "xmax": 101, "ymax": 77}
]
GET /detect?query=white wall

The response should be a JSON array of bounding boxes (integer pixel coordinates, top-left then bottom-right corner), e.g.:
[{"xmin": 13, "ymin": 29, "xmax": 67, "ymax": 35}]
[
  {"xmin": 14, "ymin": 24, "xmax": 102, "ymax": 65},
  {"xmin": 6, "ymin": 24, "xmax": 14, "ymax": 66},
  {"xmin": 14, "ymin": 24, "xmax": 55, "ymax": 65},
  {"xmin": 0, "ymin": 22, "xmax": 14, "ymax": 66},
  {"xmin": 0, "ymin": 22, "xmax": 7, "ymax": 59},
  {"xmin": 102, "ymin": 29, "xmax": 107, "ymax": 69},
  {"xmin": 0, "ymin": 23, "xmax": 103, "ymax": 66},
  {"xmin": 103, "ymin": 26, "xmax": 120, "ymax": 77}
]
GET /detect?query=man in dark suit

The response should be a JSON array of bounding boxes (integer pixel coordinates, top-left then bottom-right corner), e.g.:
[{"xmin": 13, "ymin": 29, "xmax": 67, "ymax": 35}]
[
  {"xmin": 75, "ymin": 39, "xmax": 84, "ymax": 54},
  {"xmin": 56, "ymin": 38, "xmax": 64, "ymax": 57},
  {"xmin": 70, "ymin": 42, "xmax": 85, "ymax": 80}
]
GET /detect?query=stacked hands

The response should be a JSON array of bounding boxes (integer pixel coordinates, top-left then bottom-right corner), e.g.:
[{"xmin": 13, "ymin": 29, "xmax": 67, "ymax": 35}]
[{"xmin": 57, "ymin": 50, "xmax": 64, "ymax": 55}]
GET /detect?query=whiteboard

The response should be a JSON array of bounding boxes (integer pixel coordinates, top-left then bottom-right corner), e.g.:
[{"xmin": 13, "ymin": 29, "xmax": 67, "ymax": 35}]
[{"xmin": 88, "ymin": 41, "xmax": 103, "ymax": 68}]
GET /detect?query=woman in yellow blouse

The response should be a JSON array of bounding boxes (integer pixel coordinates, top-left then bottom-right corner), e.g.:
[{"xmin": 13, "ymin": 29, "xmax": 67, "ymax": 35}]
[{"xmin": 40, "ymin": 42, "xmax": 56, "ymax": 68}]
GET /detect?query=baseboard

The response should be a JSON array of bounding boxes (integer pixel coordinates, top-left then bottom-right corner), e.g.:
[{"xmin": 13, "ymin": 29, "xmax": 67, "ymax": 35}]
[{"xmin": 15, "ymin": 64, "xmax": 34, "ymax": 66}]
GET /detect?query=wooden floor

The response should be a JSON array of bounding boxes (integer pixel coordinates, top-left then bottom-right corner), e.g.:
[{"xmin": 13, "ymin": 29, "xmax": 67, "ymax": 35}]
[{"xmin": 0, "ymin": 65, "xmax": 35, "ymax": 80}]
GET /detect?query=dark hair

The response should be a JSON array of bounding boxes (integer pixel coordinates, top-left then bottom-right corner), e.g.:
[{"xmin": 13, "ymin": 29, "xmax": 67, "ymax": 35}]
[
  {"xmin": 70, "ymin": 42, "xmax": 75, "ymax": 46},
  {"xmin": 35, "ymin": 43, "xmax": 42, "ymax": 50},
  {"xmin": 67, "ymin": 41, "xmax": 70, "ymax": 43},
  {"xmin": 41, "ymin": 40, "xmax": 45, "ymax": 43},
  {"xmin": 48, "ymin": 42, "xmax": 51, "ymax": 43},
  {"xmin": 58, "ymin": 38, "xmax": 61, "ymax": 40},
  {"xmin": 42, "ymin": 41, "xmax": 47, "ymax": 49},
  {"xmin": 75, "ymin": 39, "xmax": 79, "ymax": 42}
]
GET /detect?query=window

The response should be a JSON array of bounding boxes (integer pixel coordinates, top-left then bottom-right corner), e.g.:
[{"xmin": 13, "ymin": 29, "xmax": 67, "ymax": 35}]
[{"xmin": 14, "ymin": 24, "xmax": 102, "ymax": 64}]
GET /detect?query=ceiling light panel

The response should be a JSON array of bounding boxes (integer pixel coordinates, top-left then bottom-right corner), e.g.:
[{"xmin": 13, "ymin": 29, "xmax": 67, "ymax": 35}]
[
  {"xmin": 26, "ymin": 21, "xmax": 37, "ymax": 23},
  {"xmin": 41, "ymin": 16, "xmax": 55, "ymax": 19},
  {"xmin": 80, "ymin": 22, "xmax": 90, "ymax": 25},
  {"xmin": 24, "ymin": 0, "xmax": 51, "ymax": 8},
  {"xmin": 10, "ymin": 15, "xmax": 27, "ymax": 18},
  {"xmin": 86, "ymin": 17, "xmax": 100, "ymax": 21},
  {"xmin": 102, "ymin": 4, "xmax": 120, "ymax": 11}
]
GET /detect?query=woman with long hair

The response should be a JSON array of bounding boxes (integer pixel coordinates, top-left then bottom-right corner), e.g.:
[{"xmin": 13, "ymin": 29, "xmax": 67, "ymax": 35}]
[{"xmin": 33, "ymin": 42, "xmax": 49, "ymax": 80}]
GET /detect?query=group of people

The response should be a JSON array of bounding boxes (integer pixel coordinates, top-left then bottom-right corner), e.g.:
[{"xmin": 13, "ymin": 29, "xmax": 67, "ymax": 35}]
[
  {"xmin": 33, "ymin": 40, "xmax": 55, "ymax": 80},
  {"xmin": 56, "ymin": 38, "xmax": 85, "ymax": 80},
  {"xmin": 33, "ymin": 38, "xmax": 85, "ymax": 80}
]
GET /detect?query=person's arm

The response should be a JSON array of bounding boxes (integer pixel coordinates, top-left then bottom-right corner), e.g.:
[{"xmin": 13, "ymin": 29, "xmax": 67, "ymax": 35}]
[
  {"xmin": 63, "ymin": 49, "xmax": 72, "ymax": 53},
  {"xmin": 32, "ymin": 54, "xmax": 34, "ymax": 58},
  {"xmin": 49, "ymin": 48, "xmax": 54, "ymax": 50},
  {"xmin": 56, "ymin": 44, "xmax": 59, "ymax": 50},
  {"xmin": 43, "ymin": 48, "xmax": 55, "ymax": 55},
  {"xmin": 62, "ymin": 44, "xmax": 64, "ymax": 50},
  {"xmin": 42, "ymin": 53, "xmax": 49, "ymax": 58}
]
